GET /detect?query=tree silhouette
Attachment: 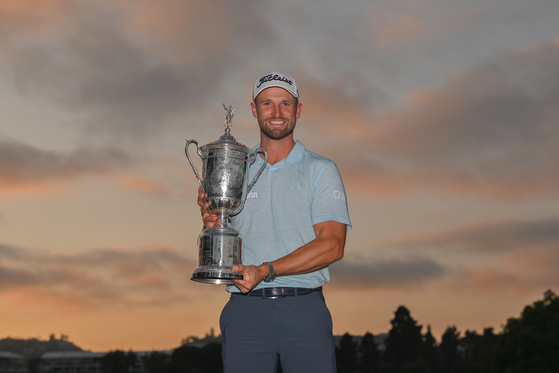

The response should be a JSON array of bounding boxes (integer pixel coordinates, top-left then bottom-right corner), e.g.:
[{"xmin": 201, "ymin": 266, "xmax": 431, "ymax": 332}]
[
  {"xmin": 359, "ymin": 332, "xmax": 380, "ymax": 373},
  {"xmin": 421, "ymin": 325, "xmax": 438, "ymax": 373},
  {"xmin": 439, "ymin": 326, "xmax": 460, "ymax": 372},
  {"xmin": 483, "ymin": 289, "xmax": 559, "ymax": 373},
  {"xmin": 143, "ymin": 351, "xmax": 171, "ymax": 373},
  {"xmin": 382, "ymin": 306, "xmax": 426, "ymax": 373},
  {"xmin": 100, "ymin": 350, "xmax": 137, "ymax": 373},
  {"xmin": 168, "ymin": 343, "xmax": 222, "ymax": 373},
  {"xmin": 336, "ymin": 333, "xmax": 358, "ymax": 372}
]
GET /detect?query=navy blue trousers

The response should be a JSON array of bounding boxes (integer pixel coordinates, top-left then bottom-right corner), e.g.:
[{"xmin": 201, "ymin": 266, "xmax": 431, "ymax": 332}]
[{"xmin": 219, "ymin": 290, "xmax": 337, "ymax": 373}]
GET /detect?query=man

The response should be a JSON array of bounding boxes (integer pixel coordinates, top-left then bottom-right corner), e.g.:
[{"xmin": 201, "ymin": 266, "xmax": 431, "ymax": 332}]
[{"xmin": 198, "ymin": 71, "xmax": 351, "ymax": 373}]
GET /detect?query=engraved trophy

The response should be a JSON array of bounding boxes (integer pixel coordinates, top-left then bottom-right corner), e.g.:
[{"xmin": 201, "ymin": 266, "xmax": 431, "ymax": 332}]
[{"xmin": 185, "ymin": 105, "xmax": 268, "ymax": 284}]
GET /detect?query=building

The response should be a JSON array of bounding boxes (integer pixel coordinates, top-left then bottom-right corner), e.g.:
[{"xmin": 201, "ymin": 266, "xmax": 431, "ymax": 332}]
[
  {"xmin": 39, "ymin": 351, "xmax": 106, "ymax": 373},
  {"xmin": 38, "ymin": 350, "xmax": 173, "ymax": 373},
  {"xmin": 0, "ymin": 351, "xmax": 27, "ymax": 373}
]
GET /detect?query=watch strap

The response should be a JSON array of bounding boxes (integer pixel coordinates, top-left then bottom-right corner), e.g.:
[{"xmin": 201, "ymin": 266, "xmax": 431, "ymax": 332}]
[{"xmin": 263, "ymin": 261, "xmax": 276, "ymax": 282}]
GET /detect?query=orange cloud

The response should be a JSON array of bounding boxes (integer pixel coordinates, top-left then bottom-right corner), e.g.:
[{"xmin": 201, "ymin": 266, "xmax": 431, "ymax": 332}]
[
  {"xmin": 373, "ymin": 12, "xmax": 427, "ymax": 50},
  {"xmin": 118, "ymin": 175, "xmax": 168, "ymax": 195},
  {"xmin": 0, "ymin": 180, "xmax": 55, "ymax": 196},
  {"xmin": 0, "ymin": 243, "xmax": 196, "ymax": 311},
  {"xmin": 0, "ymin": 0, "xmax": 77, "ymax": 36},
  {"xmin": 120, "ymin": 0, "xmax": 234, "ymax": 66}
]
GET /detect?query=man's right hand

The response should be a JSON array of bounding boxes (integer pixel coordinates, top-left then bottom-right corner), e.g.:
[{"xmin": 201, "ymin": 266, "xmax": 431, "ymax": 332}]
[{"xmin": 198, "ymin": 187, "xmax": 220, "ymax": 228}]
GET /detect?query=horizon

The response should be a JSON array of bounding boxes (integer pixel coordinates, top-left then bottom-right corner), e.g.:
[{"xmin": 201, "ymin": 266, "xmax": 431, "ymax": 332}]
[
  {"xmin": 1, "ymin": 288, "xmax": 550, "ymax": 352},
  {"xmin": 1, "ymin": 0, "xmax": 558, "ymax": 352}
]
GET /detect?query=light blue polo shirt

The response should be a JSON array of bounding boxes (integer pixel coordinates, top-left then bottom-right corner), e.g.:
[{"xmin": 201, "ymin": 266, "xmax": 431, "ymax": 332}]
[{"xmin": 226, "ymin": 140, "xmax": 352, "ymax": 292}]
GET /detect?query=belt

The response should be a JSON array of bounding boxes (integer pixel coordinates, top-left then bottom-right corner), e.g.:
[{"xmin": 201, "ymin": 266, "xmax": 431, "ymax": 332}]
[{"xmin": 235, "ymin": 287, "xmax": 323, "ymax": 300}]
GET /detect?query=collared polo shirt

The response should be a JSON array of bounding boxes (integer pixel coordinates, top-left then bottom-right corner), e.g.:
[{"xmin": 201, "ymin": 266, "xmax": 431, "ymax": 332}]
[{"xmin": 226, "ymin": 141, "xmax": 351, "ymax": 292}]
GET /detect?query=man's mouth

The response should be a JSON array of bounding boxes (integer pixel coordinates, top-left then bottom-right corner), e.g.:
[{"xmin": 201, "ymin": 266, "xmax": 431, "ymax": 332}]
[{"xmin": 269, "ymin": 119, "xmax": 285, "ymax": 126}]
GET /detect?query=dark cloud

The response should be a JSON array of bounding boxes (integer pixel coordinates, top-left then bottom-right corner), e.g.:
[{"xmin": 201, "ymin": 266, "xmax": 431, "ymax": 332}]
[
  {"xmin": 389, "ymin": 216, "xmax": 559, "ymax": 253},
  {"xmin": 320, "ymin": 40, "xmax": 559, "ymax": 198},
  {"xmin": 0, "ymin": 0, "xmax": 277, "ymax": 147},
  {"xmin": 329, "ymin": 256, "xmax": 445, "ymax": 289},
  {"xmin": 0, "ymin": 243, "xmax": 23, "ymax": 259},
  {"xmin": 0, "ymin": 140, "xmax": 131, "ymax": 191},
  {"xmin": 0, "ymin": 243, "xmax": 195, "ymax": 307}
]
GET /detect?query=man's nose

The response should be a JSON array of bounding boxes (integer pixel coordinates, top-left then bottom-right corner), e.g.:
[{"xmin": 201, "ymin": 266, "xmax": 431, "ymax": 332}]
[{"xmin": 272, "ymin": 104, "xmax": 281, "ymax": 117}]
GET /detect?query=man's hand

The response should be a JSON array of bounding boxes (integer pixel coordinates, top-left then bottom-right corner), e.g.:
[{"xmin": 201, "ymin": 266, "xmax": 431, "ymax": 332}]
[
  {"xmin": 231, "ymin": 264, "xmax": 268, "ymax": 293},
  {"xmin": 198, "ymin": 187, "xmax": 220, "ymax": 227}
]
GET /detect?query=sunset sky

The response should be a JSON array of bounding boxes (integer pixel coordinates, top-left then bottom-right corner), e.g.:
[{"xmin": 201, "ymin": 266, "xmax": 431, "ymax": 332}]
[{"xmin": 1, "ymin": 0, "xmax": 559, "ymax": 352}]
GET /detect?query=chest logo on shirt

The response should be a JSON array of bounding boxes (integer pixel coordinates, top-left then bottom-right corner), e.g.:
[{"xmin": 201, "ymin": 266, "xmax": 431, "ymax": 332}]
[
  {"xmin": 334, "ymin": 191, "xmax": 346, "ymax": 200},
  {"xmin": 247, "ymin": 192, "xmax": 258, "ymax": 199}
]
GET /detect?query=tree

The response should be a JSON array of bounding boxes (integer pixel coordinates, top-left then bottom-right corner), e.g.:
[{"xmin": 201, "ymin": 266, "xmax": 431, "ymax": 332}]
[
  {"xmin": 460, "ymin": 330, "xmax": 481, "ymax": 363},
  {"xmin": 382, "ymin": 306, "xmax": 426, "ymax": 373},
  {"xmin": 336, "ymin": 333, "xmax": 358, "ymax": 372},
  {"xmin": 439, "ymin": 326, "xmax": 460, "ymax": 372},
  {"xmin": 100, "ymin": 350, "xmax": 138, "ymax": 373},
  {"xmin": 359, "ymin": 332, "xmax": 380, "ymax": 373},
  {"xmin": 421, "ymin": 325, "xmax": 438, "ymax": 373},
  {"xmin": 169, "ymin": 343, "xmax": 222, "ymax": 373},
  {"xmin": 399, "ymin": 359, "xmax": 433, "ymax": 373},
  {"xmin": 143, "ymin": 351, "xmax": 171, "ymax": 373},
  {"xmin": 483, "ymin": 289, "xmax": 559, "ymax": 373}
]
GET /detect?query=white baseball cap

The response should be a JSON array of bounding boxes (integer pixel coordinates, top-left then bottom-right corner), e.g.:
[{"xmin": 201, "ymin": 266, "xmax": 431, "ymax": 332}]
[{"xmin": 252, "ymin": 71, "xmax": 300, "ymax": 101}]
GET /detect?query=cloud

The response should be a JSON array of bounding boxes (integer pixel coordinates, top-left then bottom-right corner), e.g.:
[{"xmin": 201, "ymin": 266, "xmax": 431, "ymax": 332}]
[
  {"xmin": 0, "ymin": 243, "xmax": 196, "ymax": 309},
  {"xmin": 2, "ymin": 0, "xmax": 558, "ymax": 202},
  {"xmin": 0, "ymin": 0, "xmax": 278, "ymax": 147},
  {"xmin": 312, "ymin": 39, "xmax": 559, "ymax": 199},
  {"xmin": 373, "ymin": 11, "xmax": 427, "ymax": 50},
  {"xmin": 387, "ymin": 216, "xmax": 559, "ymax": 253},
  {"xmin": 117, "ymin": 175, "xmax": 168, "ymax": 196},
  {"xmin": 0, "ymin": 140, "xmax": 131, "ymax": 195},
  {"xmin": 329, "ymin": 255, "xmax": 445, "ymax": 290},
  {"xmin": 376, "ymin": 216, "xmax": 559, "ymax": 294},
  {"xmin": 448, "ymin": 255, "xmax": 559, "ymax": 296}
]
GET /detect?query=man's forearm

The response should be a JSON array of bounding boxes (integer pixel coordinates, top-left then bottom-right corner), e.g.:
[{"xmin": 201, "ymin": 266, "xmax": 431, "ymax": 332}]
[{"xmin": 271, "ymin": 220, "xmax": 346, "ymax": 278}]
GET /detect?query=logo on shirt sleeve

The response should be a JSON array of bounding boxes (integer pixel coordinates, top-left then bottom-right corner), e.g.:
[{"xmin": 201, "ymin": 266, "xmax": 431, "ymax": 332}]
[{"xmin": 334, "ymin": 191, "xmax": 346, "ymax": 200}]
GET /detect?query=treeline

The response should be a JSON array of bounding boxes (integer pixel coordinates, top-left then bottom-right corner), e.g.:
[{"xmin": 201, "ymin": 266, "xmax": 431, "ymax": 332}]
[
  {"xmin": 336, "ymin": 289, "xmax": 559, "ymax": 373},
  {"xmin": 9, "ymin": 289, "xmax": 556, "ymax": 373},
  {"xmin": 100, "ymin": 346, "xmax": 222, "ymax": 373},
  {"xmin": 100, "ymin": 289, "xmax": 558, "ymax": 373}
]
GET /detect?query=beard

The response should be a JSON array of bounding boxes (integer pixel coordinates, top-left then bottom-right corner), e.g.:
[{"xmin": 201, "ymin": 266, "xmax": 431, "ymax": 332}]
[{"xmin": 258, "ymin": 117, "xmax": 297, "ymax": 140}]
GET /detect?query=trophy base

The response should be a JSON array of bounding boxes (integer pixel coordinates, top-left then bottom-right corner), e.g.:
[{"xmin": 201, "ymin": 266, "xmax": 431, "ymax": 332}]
[
  {"xmin": 191, "ymin": 267, "xmax": 243, "ymax": 285},
  {"xmin": 191, "ymin": 226, "xmax": 242, "ymax": 285}
]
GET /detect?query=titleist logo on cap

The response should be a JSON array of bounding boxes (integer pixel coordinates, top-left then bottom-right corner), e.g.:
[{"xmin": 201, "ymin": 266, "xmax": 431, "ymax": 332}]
[
  {"xmin": 256, "ymin": 73, "xmax": 294, "ymax": 88},
  {"xmin": 253, "ymin": 71, "xmax": 299, "ymax": 100}
]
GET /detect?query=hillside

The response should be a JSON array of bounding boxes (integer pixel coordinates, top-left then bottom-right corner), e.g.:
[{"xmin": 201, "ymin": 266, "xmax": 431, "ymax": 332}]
[{"xmin": 0, "ymin": 334, "xmax": 82, "ymax": 359}]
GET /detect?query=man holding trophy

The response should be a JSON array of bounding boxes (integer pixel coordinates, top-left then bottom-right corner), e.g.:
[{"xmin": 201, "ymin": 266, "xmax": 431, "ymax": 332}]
[{"xmin": 197, "ymin": 71, "xmax": 352, "ymax": 373}]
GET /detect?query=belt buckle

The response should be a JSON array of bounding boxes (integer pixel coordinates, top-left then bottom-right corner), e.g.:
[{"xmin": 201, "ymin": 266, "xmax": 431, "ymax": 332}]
[{"xmin": 262, "ymin": 288, "xmax": 284, "ymax": 299}]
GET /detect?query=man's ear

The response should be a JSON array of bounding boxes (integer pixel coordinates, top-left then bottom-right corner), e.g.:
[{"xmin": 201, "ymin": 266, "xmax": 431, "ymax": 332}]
[{"xmin": 250, "ymin": 101, "xmax": 258, "ymax": 118}]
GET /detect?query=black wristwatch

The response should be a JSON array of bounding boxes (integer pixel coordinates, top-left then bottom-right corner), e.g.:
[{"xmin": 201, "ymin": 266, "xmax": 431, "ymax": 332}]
[{"xmin": 263, "ymin": 261, "xmax": 276, "ymax": 282}]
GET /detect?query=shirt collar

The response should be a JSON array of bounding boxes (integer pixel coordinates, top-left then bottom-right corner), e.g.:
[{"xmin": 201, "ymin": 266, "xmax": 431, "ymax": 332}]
[{"xmin": 254, "ymin": 140, "xmax": 305, "ymax": 166}]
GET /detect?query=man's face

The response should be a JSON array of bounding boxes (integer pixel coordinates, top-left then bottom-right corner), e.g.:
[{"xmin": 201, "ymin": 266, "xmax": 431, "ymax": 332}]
[{"xmin": 251, "ymin": 87, "xmax": 301, "ymax": 141}]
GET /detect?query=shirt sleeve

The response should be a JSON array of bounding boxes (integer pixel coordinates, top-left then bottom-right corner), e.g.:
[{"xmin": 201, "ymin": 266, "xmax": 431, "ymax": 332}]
[{"xmin": 311, "ymin": 160, "xmax": 352, "ymax": 231}]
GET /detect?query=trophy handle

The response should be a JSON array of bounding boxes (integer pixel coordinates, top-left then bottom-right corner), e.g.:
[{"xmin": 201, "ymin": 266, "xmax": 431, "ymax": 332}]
[
  {"xmin": 246, "ymin": 147, "xmax": 268, "ymax": 194},
  {"xmin": 185, "ymin": 139, "xmax": 204, "ymax": 191}
]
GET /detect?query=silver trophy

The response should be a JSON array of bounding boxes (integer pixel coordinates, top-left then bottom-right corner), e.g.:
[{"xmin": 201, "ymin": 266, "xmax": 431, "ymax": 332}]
[{"xmin": 185, "ymin": 105, "xmax": 268, "ymax": 284}]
